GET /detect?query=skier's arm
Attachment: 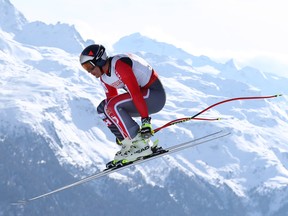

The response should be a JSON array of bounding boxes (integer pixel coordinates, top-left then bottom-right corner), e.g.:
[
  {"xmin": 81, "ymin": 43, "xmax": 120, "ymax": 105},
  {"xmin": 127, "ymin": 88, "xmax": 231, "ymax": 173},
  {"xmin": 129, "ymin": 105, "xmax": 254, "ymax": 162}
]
[{"xmin": 115, "ymin": 58, "xmax": 149, "ymax": 118}]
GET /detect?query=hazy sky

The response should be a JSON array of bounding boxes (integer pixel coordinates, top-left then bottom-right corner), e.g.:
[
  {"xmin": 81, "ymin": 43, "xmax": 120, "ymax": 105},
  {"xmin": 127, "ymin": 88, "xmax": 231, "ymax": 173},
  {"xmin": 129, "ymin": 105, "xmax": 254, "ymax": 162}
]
[{"xmin": 10, "ymin": 0, "xmax": 288, "ymax": 77}]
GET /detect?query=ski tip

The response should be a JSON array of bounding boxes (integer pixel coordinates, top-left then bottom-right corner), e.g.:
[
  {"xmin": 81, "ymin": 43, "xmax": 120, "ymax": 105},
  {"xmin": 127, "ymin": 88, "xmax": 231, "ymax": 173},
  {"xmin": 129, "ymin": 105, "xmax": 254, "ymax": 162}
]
[
  {"xmin": 10, "ymin": 200, "xmax": 28, "ymax": 206},
  {"xmin": 275, "ymin": 94, "xmax": 283, "ymax": 97}
]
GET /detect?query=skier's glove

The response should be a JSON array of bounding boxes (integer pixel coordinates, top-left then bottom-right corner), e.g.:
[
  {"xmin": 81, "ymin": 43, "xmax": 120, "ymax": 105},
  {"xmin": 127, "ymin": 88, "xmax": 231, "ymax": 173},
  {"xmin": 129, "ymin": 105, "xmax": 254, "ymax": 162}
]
[{"xmin": 140, "ymin": 117, "xmax": 154, "ymax": 139}]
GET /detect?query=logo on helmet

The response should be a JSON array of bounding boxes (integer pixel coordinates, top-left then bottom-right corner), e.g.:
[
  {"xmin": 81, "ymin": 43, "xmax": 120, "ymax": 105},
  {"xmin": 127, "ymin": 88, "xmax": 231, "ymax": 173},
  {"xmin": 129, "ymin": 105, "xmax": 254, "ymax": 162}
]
[{"xmin": 95, "ymin": 48, "xmax": 105, "ymax": 60}]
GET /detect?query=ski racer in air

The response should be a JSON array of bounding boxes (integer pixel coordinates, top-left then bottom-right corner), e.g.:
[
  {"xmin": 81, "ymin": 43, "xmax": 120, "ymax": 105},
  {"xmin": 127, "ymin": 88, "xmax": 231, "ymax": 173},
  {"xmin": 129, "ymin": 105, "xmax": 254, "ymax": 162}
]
[{"xmin": 79, "ymin": 44, "xmax": 166, "ymax": 167}]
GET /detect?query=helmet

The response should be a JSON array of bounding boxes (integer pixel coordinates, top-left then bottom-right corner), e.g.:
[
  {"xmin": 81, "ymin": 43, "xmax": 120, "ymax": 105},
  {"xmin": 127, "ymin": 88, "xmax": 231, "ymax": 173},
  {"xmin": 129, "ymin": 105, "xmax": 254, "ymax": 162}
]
[{"xmin": 79, "ymin": 44, "xmax": 108, "ymax": 70}]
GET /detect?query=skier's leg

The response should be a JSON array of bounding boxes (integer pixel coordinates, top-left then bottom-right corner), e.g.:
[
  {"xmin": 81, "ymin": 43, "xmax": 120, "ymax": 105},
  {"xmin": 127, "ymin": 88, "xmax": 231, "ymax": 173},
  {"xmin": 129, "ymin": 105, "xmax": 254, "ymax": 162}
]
[
  {"xmin": 97, "ymin": 100, "xmax": 124, "ymax": 142},
  {"xmin": 105, "ymin": 93, "xmax": 140, "ymax": 140}
]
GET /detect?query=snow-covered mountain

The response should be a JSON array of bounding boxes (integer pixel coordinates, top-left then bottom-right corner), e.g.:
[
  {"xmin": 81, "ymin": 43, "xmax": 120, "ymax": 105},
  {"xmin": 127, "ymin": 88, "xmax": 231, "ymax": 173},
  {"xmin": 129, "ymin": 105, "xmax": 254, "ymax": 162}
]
[{"xmin": 1, "ymin": 0, "xmax": 288, "ymax": 215}]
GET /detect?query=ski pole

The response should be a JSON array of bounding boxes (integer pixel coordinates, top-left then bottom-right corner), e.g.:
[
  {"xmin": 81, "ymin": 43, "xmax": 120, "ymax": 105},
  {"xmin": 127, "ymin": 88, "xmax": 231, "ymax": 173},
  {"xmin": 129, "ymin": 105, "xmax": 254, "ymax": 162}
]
[{"xmin": 154, "ymin": 94, "xmax": 282, "ymax": 133}]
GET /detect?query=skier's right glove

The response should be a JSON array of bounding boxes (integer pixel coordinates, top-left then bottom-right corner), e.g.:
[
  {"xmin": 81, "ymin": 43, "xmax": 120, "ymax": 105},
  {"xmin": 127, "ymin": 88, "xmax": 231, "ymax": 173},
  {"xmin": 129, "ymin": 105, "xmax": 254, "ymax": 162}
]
[{"xmin": 140, "ymin": 117, "xmax": 154, "ymax": 139}]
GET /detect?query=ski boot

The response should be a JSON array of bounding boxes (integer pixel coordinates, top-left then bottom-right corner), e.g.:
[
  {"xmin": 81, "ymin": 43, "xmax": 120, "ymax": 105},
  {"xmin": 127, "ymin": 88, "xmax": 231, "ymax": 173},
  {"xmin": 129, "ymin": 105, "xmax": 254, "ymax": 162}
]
[
  {"xmin": 105, "ymin": 134, "xmax": 163, "ymax": 169},
  {"xmin": 122, "ymin": 134, "xmax": 153, "ymax": 161},
  {"xmin": 106, "ymin": 138, "xmax": 133, "ymax": 169},
  {"xmin": 105, "ymin": 138, "xmax": 133, "ymax": 169}
]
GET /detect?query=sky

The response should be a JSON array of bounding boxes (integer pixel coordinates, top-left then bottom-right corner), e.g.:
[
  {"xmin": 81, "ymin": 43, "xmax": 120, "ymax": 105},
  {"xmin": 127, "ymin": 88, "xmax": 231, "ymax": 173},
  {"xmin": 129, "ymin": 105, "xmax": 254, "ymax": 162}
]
[{"xmin": 10, "ymin": 0, "xmax": 288, "ymax": 77}]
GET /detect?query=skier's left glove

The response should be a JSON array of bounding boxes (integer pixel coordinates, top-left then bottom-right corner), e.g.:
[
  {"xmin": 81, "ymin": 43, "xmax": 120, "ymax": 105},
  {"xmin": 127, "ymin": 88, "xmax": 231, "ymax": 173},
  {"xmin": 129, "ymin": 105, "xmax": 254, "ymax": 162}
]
[{"xmin": 140, "ymin": 117, "xmax": 154, "ymax": 139}]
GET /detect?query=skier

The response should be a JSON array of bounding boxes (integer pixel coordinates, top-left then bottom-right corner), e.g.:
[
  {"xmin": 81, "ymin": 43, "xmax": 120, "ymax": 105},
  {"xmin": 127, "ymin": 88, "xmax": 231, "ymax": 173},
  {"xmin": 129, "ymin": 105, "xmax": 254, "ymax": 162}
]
[{"xmin": 79, "ymin": 44, "xmax": 166, "ymax": 166}]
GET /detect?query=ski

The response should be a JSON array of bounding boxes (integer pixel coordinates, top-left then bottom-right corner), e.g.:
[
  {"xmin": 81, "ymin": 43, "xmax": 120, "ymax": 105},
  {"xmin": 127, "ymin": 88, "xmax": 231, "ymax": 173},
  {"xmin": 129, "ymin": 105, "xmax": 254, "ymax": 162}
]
[{"xmin": 12, "ymin": 130, "xmax": 230, "ymax": 205}]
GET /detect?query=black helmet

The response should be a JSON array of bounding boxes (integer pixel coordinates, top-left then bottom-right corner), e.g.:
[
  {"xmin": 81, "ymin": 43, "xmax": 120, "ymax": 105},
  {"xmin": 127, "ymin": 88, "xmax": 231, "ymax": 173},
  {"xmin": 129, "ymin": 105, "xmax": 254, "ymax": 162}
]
[{"xmin": 79, "ymin": 44, "xmax": 108, "ymax": 69}]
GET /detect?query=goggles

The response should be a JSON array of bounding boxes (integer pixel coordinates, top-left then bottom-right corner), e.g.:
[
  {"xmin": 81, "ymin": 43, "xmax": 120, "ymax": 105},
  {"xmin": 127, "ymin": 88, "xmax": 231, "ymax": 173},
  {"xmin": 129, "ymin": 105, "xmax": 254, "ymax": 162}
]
[{"xmin": 82, "ymin": 61, "xmax": 96, "ymax": 72}]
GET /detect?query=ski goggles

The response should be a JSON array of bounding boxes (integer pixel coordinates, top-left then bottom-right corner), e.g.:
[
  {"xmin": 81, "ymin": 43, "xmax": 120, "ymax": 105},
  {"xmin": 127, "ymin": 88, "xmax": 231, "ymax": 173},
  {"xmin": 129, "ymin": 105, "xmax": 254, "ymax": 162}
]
[{"xmin": 81, "ymin": 61, "xmax": 96, "ymax": 72}]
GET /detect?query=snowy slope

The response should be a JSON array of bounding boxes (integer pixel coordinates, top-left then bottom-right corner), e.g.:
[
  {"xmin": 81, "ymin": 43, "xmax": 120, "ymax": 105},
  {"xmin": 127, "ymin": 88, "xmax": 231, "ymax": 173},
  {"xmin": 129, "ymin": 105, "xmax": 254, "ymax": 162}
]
[{"xmin": 1, "ymin": 0, "xmax": 288, "ymax": 215}]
